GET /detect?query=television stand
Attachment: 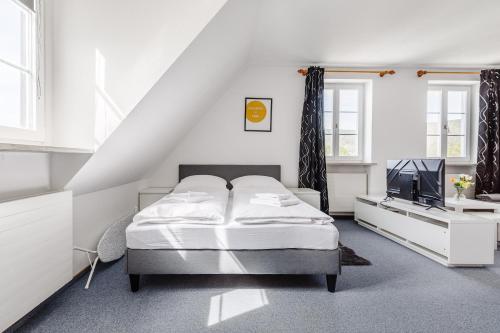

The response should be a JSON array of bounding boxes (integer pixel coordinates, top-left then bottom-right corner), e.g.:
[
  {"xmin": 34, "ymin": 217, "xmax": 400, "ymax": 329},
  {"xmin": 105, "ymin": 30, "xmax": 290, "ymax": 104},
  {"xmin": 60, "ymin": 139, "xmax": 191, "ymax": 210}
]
[
  {"xmin": 412, "ymin": 201, "xmax": 447, "ymax": 212},
  {"xmin": 354, "ymin": 195, "xmax": 496, "ymax": 267},
  {"xmin": 425, "ymin": 205, "xmax": 447, "ymax": 212}
]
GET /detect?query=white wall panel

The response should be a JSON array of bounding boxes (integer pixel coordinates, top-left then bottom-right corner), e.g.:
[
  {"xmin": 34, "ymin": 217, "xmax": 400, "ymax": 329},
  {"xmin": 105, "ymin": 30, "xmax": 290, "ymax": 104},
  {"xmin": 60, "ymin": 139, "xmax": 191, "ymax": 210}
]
[
  {"xmin": 328, "ymin": 173, "xmax": 367, "ymax": 213},
  {"xmin": 0, "ymin": 191, "xmax": 72, "ymax": 331}
]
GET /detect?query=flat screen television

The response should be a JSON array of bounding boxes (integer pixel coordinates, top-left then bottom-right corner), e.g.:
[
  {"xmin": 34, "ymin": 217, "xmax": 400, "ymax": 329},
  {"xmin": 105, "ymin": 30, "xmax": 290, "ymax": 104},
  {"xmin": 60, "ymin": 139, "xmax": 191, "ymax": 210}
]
[{"xmin": 386, "ymin": 159, "xmax": 445, "ymax": 209}]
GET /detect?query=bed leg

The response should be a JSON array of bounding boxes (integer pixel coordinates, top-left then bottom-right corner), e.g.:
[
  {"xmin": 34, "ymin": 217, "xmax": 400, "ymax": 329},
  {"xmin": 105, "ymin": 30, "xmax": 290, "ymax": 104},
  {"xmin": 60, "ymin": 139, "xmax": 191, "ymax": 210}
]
[
  {"xmin": 326, "ymin": 274, "xmax": 337, "ymax": 293},
  {"xmin": 129, "ymin": 274, "xmax": 140, "ymax": 292}
]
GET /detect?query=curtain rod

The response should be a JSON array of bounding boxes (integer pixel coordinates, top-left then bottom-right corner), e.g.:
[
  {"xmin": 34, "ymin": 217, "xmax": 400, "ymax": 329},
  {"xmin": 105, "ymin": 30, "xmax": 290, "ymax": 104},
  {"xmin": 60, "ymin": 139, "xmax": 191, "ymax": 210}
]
[
  {"xmin": 297, "ymin": 68, "xmax": 396, "ymax": 77},
  {"xmin": 417, "ymin": 70, "xmax": 480, "ymax": 77}
]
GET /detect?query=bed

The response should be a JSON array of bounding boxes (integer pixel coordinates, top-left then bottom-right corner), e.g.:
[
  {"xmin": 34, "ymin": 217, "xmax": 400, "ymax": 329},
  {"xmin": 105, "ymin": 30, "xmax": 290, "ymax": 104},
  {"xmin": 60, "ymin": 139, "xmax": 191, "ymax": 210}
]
[{"xmin": 126, "ymin": 165, "xmax": 341, "ymax": 292}]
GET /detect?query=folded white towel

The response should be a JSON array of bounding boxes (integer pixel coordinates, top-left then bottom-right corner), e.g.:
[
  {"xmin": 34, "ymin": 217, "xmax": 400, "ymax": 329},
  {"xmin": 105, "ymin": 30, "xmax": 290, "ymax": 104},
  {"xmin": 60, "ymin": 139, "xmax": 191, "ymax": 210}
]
[
  {"xmin": 255, "ymin": 193, "xmax": 291, "ymax": 200},
  {"xmin": 250, "ymin": 198, "xmax": 300, "ymax": 207}
]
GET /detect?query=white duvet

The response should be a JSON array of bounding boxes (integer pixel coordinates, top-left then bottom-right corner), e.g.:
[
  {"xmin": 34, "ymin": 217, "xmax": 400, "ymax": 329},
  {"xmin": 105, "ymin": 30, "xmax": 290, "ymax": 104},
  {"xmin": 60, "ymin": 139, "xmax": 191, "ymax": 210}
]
[
  {"xmin": 231, "ymin": 185, "xmax": 333, "ymax": 225},
  {"xmin": 133, "ymin": 185, "xmax": 229, "ymax": 225}
]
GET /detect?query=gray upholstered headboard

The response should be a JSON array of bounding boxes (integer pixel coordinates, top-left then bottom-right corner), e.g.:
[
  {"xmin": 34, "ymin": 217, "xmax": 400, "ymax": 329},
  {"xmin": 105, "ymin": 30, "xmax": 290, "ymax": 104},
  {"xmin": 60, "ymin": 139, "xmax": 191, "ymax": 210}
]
[{"xmin": 178, "ymin": 165, "xmax": 281, "ymax": 186}]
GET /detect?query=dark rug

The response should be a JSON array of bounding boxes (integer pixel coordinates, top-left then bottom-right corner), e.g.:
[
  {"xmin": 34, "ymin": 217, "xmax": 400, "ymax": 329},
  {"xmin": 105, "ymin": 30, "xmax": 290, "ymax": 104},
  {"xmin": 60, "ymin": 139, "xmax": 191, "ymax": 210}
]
[{"xmin": 339, "ymin": 242, "xmax": 371, "ymax": 266}]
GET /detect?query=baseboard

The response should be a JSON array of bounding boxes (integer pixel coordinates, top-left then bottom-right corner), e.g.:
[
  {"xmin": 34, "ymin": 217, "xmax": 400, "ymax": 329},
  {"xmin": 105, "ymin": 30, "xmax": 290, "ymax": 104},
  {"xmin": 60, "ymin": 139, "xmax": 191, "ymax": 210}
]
[
  {"xmin": 4, "ymin": 265, "xmax": 91, "ymax": 332},
  {"xmin": 331, "ymin": 213, "xmax": 354, "ymax": 219}
]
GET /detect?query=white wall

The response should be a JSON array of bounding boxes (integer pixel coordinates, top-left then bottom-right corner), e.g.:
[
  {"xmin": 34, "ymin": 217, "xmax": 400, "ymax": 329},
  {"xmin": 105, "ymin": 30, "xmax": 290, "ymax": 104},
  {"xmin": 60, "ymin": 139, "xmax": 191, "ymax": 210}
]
[
  {"xmin": 0, "ymin": 152, "xmax": 50, "ymax": 200},
  {"xmin": 64, "ymin": 0, "xmax": 257, "ymax": 195},
  {"xmin": 72, "ymin": 180, "xmax": 146, "ymax": 275},
  {"xmin": 368, "ymin": 69, "xmax": 426, "ymax": 193},
  {"xmin": 47, "ymin": 0, "xmax": 227, "ymax": 149},
  {"xmin": 367, "ymin": 72, "xmax": 479, "ymax": 195},
  {"xmin": 150, "ymin": 66, "xmax": 304, "ymax": 186},
  {"xmin": 149, "ymin": 66, "xmax": 479, "ymax": 195}
]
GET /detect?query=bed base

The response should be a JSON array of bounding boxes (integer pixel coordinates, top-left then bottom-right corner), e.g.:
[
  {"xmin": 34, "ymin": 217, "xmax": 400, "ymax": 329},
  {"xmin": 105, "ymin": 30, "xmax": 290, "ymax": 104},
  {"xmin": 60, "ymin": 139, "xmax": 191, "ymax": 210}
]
[{"xmin": 127, "ymin": 248, "xmax": 341, "ymax": 293}]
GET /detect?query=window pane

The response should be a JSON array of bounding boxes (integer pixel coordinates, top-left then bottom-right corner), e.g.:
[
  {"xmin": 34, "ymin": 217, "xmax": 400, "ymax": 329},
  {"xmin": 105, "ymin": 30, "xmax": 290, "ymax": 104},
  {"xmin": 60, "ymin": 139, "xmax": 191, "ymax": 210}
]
[
  {"xmin": 323, "ymin": 89, "xmax": 333, "ymax": 112},
  {"xmin": 447, "ymin": 136, "xmax": 466, "ymax": 158},
  {"xmin": 427, "ymin": 89, "xmax": 442, "ymax": 158},
  {"xmin": 426, "ymin": 113, "xmax": 441, "ymax": 135},
  {"xmin": 339, "ymin": 135, "xmax": 358, "ymax": 157},
  {"xmin": 339, "ymin": 112, "xmax": 358, "ymax": 134},
  {"xmin": 447, "ymin": 113, "xmax": 466, "ymax": 135},
  {"xmin": 427, "ymin": 90, "xmax": 442, "ymax": 114},
  {"xmin": 0, "ymin": 0, "xmax": 29, "ymax": 67},
  {"xmin": 325, "ymin": 134, "xmax": 333, "ymax": 157},
  {"xmin": 324, "ymin": 112, "xmax": 333, "ymax": 133},
  {"xmin": 0, "ymin": 62, "xmax": 24, "ymax": 128},
  {"xmin": 427, "ymin": 136, "xmax": 441, "ymax": 157},
  {"xmin": 339, "ymin": 89, "xmax": 358, "ymax": 112},
  {"xmin": 448, "ymin": 90, "xmax": 467, "ymax": 114}
]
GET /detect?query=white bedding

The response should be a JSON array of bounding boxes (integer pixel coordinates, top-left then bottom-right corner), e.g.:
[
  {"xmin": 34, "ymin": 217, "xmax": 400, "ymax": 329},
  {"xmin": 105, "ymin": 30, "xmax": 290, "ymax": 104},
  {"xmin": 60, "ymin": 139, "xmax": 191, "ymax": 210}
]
[
  {"xmin": 127, "ymin": 196, "xmax": 339, "ymax": 250},
  {"xmin": 231, "ymin": 185, "xmax": 333, "ymax": 225},
  {"xmin": 128, "ymin": 176, "xmax": 338, "ymax": 249},
  {"xmin": 133, "ymin": 184, "xmax": 229, "ymax": 225}
]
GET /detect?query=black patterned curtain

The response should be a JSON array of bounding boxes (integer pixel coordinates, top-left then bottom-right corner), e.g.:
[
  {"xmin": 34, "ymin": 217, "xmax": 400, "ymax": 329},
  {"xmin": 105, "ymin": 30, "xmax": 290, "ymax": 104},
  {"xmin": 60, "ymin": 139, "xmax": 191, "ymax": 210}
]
[
  {"xmin": 476, "ymin": 69, "xmax": 500, "ymax": 195},
  {"xmin": 298, "ymin": 66, "xmax": 329, "ymax": 213}
]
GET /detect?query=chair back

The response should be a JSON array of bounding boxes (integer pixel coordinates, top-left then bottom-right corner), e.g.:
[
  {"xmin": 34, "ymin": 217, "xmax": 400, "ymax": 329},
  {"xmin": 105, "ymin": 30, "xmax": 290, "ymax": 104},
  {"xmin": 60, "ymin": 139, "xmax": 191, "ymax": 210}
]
[{"xmin": 97, "ymin": 215, "xmax": 133, "ymax": 262}]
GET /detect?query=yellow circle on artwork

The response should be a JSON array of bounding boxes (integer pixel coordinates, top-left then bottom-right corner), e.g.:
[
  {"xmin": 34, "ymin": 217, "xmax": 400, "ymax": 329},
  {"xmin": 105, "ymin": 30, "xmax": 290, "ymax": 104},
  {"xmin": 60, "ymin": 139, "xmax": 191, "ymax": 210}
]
[{"xmin": 246, "ymin": 101, "xmax": 267, "ymax": 123}]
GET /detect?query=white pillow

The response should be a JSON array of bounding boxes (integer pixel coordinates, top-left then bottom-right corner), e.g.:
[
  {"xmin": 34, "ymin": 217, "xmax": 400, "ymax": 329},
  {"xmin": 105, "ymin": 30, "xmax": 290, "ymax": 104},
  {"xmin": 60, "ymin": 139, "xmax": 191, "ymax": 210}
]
[
  {"xmin": 179, "ymin": 175, "xmax": 227, "ymax": 188},
  {"xmin": 230, "ymin": 175, "xmax": 282, "ymax": 189}
]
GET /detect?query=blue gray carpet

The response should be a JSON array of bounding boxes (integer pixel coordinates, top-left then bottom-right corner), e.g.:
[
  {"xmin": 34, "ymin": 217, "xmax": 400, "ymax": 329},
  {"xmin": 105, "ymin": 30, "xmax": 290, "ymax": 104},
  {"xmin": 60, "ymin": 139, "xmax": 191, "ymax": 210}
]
[{"xmin": 15, "ymin": 219, "xmax": 500, "ymax": 333}]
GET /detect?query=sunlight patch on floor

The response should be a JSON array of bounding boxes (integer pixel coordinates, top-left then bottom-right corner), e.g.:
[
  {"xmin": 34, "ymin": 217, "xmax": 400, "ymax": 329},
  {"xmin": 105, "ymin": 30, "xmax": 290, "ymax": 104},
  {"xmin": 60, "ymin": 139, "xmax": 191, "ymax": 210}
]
[{"xmin": 207, "ymin": 289, "xmax": 269, "ymax": 326}]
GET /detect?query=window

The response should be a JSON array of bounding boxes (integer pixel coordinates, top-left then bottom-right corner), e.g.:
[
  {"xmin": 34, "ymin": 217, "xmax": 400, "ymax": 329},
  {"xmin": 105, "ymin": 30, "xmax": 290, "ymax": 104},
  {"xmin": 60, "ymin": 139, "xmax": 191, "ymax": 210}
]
[
  {"xmin": 324, "ymin": 83, "xmax": 364, "ymax": 160},
  {"xmin": 426, "ymin": 84, "xmax": 472, "ymax": 161},
  {"xmin": 0, "ymin": 0, "xmax": 41, "ymax": 141}
]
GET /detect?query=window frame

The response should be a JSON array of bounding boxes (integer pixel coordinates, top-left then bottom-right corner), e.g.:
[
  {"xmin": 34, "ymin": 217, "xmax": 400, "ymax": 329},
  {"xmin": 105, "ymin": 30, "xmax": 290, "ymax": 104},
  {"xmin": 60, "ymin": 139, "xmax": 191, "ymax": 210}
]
[
  {"xmin": 0, "ymin": 0, "xmax": 44, "ymax": 144},
  {"xmin": 426, "ymin": 84, "xmax": 472, "ymax": 162},
  {"xmin": 324, "ymin": 82, "xmax": 365, "ymax": 161}
]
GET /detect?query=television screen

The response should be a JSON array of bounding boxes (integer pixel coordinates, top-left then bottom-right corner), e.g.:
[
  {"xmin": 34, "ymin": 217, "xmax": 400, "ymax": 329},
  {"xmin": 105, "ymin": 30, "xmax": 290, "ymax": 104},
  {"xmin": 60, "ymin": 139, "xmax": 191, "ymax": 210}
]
[{"xmin": 387, "ymin": 159, "xmax": 445, "ymax": 208}]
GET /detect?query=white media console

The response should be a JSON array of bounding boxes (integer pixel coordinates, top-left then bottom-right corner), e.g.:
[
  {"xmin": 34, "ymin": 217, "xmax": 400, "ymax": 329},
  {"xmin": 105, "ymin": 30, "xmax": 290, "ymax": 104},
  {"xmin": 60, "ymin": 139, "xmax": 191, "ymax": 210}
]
[{"xmin": 354, "ymin": 195, "xmax": 496, "ymax": 267}]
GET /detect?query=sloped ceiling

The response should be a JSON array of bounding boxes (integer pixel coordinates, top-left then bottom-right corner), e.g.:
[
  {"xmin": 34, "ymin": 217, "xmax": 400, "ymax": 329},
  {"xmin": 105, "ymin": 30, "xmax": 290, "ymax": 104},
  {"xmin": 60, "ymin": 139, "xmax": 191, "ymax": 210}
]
[
  {"xmin": 64, "ymin": 0, "xmax": 500, "ymax": 194},
  {"xmin": 65, "ymin": 0, "xmax": 258, "ymax": 194},
  {"xmin": 249, "ymin": 0, "xmax": 500, "ymax": 67},
  {"xmin": 49, "ymin": 0, "xmax": 228, "ymax": 149}
]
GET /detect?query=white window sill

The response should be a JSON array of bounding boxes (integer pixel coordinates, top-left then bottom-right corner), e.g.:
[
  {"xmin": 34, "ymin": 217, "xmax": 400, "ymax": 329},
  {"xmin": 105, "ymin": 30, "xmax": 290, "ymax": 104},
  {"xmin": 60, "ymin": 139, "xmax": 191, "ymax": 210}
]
[
  {"xmin": 445, "ymin": 161, "xmax": 477, "ymax": 166},
  {"xmin": 327, "ymin": 161, "xmax": 377, "ymax": 166},
  {"xmin": 0, "ymin": 143, "xmax": 94, "ymax": 154}
]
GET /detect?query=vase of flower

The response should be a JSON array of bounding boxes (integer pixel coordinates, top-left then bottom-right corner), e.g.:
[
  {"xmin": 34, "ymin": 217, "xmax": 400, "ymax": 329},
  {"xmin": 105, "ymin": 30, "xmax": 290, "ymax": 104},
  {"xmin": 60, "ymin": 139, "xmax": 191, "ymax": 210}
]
[
  {"xmin": 453, "ymin": 187, "xmax": 465, "ymax": 200},
  {"xmin": 450, "ymin": 174, "xmax": 474, "ymax": 201}
]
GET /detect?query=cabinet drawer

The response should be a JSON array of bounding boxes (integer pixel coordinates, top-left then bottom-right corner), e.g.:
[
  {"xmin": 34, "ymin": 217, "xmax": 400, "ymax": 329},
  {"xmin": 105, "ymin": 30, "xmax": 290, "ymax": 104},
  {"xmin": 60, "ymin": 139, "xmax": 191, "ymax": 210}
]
[
  {"xmin": 355, "ymin": 200, "xmax": 388, "ymax": 227},
  {"xmin": 388, "ymin": 214, "xmax": 448, "ymax": 256},
  {"xmin": 355, "ymin": 200, "xmax": 448, "ymax": 256}
]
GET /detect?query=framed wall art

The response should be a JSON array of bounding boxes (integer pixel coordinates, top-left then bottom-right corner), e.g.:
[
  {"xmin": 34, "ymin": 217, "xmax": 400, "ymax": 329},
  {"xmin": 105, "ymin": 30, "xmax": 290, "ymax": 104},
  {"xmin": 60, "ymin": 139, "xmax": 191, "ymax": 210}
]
[{"xmin": 244, "ymin": 97, "xmax": 272, "ymax": 132}]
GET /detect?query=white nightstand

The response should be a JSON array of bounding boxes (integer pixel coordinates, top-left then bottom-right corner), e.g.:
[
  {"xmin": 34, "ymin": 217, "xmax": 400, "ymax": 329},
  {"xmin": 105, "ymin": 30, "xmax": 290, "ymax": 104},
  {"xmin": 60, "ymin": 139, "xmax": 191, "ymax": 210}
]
[
  {"xmin": 287, "ymin": 187, "xmax": 321, "ymax": 210},
  {"xmin": 138, "ymin": 187, "xmax": 173, "ymax": 210}
]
